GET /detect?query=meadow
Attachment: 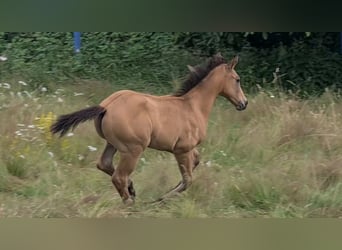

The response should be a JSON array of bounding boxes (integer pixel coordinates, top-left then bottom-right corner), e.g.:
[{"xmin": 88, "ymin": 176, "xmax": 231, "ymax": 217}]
[{"xmin": 0, "ymin": 79, "xmax": 341, "ymax": 218}]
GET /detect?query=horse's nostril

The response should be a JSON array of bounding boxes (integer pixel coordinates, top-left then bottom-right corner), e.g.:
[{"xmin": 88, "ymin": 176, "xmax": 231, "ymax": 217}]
[
  {"xmin": 236, "ymin": 102, "xmax": 244, "ymax": 111},
  {"xmin": 236, "ymin": 100, "xmax": 248, "ymax": 111}
]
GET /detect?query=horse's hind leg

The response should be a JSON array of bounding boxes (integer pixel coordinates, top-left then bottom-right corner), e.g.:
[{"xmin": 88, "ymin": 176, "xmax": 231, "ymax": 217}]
[
  {"xmin": 96, "ymin": 142, "xmax": 117, "ymax": 176},
  {"xmin": 97, "ymin": 142, "xmax": 136, "ymax": 197},
  {"xmin": 112, "ymin": 148, "xmax": 142, "ymax": 205}
]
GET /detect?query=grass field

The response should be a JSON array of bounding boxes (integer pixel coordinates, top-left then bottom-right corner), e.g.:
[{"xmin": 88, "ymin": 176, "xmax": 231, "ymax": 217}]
[{"xmin": 0, "ymin": 79, "xmax": 341, "ymax": 218}]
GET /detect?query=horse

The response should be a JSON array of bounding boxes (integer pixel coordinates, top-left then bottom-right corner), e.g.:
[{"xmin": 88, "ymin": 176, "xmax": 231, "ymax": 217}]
[{"xmin": 50, "ymin": 53, "xmax": 248, "ymax": 205}]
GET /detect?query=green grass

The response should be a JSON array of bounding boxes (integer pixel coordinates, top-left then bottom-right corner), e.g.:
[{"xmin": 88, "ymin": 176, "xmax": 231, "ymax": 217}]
[{"xmin": 0, "ymin": 79, "xmax": 342, "ymax": 218}]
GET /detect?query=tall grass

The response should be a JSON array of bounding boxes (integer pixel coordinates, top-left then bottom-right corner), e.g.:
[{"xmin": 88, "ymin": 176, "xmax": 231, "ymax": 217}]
[{"xmin": 0, "ymin": 80, "xmax": 341, "ymax": 218}]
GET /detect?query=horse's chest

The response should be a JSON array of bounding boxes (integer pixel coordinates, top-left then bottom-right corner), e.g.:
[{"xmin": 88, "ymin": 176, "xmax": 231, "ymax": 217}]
[
  {"xmin": 148, "ymin": 124, "xmax": 204, "ymax": 153},
  {"xmin": 184, "ymin": 127, "xmax": 201, "ymax": 143},
  {"xmin": 172, "ymin": 126, "xmax": 204, "ymax": 152}
]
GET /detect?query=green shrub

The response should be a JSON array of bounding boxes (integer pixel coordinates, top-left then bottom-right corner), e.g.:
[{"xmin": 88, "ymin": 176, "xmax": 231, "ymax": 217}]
[{"xmin": 1, "ymin": 32, "xmax": 341, "ymax": 95}]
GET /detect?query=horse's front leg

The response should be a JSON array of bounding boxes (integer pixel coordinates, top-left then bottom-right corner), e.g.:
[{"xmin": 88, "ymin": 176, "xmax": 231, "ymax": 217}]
[
  {"xmin": 167, "ymin": 148, "xmax": 200, "ymax": 192},
  {"xmin": 192, "ymin": 147, "xmax": 200, "ymax": 170},
  {"xmin": 155, "ymin": 148, "xmax": 200, "ymax": 202}
]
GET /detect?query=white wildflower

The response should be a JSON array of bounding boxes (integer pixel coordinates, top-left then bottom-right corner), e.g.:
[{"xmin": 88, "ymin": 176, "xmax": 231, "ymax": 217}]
[
  {"xmin": 2, "ymin": 83, "xmax": 11, "ymax": 89},
  {"xmin": 23, "ymin": 91, "xmax": 32, "ymax": 98},
  {"xmin": 205, "ymin": 161, "xmax": 212, "ymax": 167},
  {"xmin": 17, "ymin": 124, "xmax": 25, "ymax": 127},
  {"xmin": 57, "ymin": 97, "xmax": 63, "ymax": 103},
  {"xmin": 0, "ymin": 55, "xmax": 7, "ymax": 61},
  {"xmin": 78, "ymin": 154, "xmax": 85, "ymax": 161},
  {"xmin": 41, "ymin": 87, "xmax": 47, "ymax": 92},
  {"xmin": 87, "ymin": 146, "xmax": 97, "ymax": 152},
  {"xmin": 19, "ymin": 155, "xmax": 25, "ymax": 159},
  {"xmin": 18, "ymin": 81, "xmax": 27, "ymax": 86},
  {"xmin": 27, "ymin": 125, "xmax": 35, "ymax": 128},
  {"xmin": 66, "ymin": 132, "xmax": 74, "ymax": 137},
  {"xmin": 15, "ymin": 130, "xmax": 23, "ymax": 136},
  {"xmin": 74, "ymin": 92, "xmax": 84, "ymax": 96},
  {"xmin": 48, "ymin": 152, "xmax": 54, "ymax": 158},
  {"xmin": 55, "ymin": 89, "xmax": 64, "ymax": 95}
]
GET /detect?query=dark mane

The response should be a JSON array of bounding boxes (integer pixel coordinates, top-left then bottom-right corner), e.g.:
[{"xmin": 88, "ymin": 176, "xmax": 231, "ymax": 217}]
[{"xmin": 173, "ymin": 54, "xmax": 227, "ymax": 97}]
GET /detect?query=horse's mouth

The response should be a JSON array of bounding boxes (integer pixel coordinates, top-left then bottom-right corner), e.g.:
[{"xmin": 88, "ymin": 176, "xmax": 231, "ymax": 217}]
[{"xmin": 236, "ymin": 101, "xmax": 248, "ymax": 111}]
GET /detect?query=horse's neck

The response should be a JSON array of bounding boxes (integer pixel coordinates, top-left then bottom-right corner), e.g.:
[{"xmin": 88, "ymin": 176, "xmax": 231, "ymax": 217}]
[{"xmin": 185, "ymin": 71, "xmax": 223, "ymax": 122}]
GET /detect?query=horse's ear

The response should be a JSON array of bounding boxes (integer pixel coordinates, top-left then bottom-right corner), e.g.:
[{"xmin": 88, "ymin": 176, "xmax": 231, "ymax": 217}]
[
  {"xmin": 187, "ymin": 65, "xmax": 196, "ymax": 73},
  {"xmin": 228, "ymin": 55, "xmax": 239, "ymax": 70},
  {"xmin": 215, "ymin": 52, "xmax": 222, "ymax": 58}
]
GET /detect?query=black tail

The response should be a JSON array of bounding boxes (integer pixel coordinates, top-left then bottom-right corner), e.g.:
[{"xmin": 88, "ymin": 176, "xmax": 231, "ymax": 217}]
[{"xmin": 50, "ymin": 106, "xmax": 106, "ymax": 137}]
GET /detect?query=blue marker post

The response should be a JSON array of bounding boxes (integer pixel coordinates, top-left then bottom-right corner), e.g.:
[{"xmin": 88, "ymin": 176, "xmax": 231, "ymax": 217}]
[{"xmin": 73, "ymin": 32, "xmax": 81, "ymax": 53}]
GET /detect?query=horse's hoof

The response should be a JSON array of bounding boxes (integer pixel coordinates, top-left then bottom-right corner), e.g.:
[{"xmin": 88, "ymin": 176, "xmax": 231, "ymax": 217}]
[{"xmin": 123, "ymin": 197, "xmax": 135, "ymax": 206}]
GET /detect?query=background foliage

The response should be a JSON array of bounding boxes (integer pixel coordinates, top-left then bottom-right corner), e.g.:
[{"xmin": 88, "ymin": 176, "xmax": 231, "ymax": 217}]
[
  {"xmin": 1, "ymin": 32, "xmax": 342, "ymax": 218},
  {"xmin": 1, "ymin": 32, "xmax": 341, "ymax": 95}
]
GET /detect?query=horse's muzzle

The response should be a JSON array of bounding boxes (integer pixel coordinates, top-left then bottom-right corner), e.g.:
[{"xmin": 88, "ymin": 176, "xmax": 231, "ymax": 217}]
[{"xmin": 236, "ymin": 100, "xmax": 248, "ymax": 111}]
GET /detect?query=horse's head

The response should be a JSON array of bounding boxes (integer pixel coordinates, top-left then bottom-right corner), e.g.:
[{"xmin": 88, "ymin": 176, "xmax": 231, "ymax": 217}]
[{"xmin": 220, "ymin": 55, "xmax": 248, "ymax": 111}]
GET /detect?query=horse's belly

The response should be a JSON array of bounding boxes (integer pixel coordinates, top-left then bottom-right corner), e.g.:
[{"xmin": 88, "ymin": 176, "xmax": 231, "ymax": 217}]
[
  {"xmin": 148, "ymin": 134, "xmax": 176, "ymax": 152},
  {"xmin": 148, "ymin": 128, "xmax": 201, "ymax": 153}
]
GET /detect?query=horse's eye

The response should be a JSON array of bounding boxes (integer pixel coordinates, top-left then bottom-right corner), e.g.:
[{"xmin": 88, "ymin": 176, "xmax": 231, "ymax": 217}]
[{"xmin": 236, "ymin": 79, "xmax": 240, "ymax": 83}]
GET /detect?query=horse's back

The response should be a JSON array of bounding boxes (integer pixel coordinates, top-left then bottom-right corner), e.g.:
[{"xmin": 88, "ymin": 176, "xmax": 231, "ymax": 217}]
[
  {"xmin": 99, "ymin": 90, "xmax": 137, "ymax": 108},
  {"xmin": 97, "ymin": 89, "xmax": 200, "ymax": 153}
]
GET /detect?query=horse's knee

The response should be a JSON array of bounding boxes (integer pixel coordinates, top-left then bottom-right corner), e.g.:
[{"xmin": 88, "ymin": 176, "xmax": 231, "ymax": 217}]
[
  {"xmin": 97, "ymin": 162, "xmax": 114, "ymax": 176},
  {"xmin": 96, "ymin": 162, "xmax": 104, "ymax": 171}
]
